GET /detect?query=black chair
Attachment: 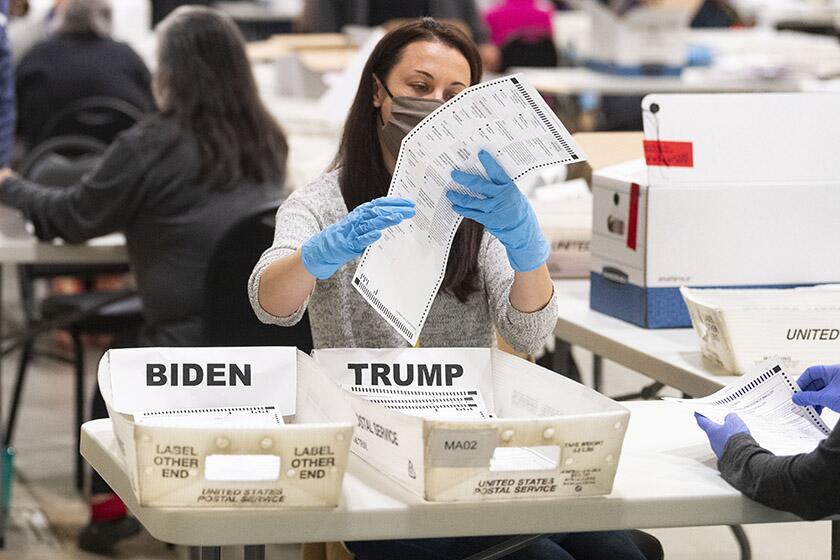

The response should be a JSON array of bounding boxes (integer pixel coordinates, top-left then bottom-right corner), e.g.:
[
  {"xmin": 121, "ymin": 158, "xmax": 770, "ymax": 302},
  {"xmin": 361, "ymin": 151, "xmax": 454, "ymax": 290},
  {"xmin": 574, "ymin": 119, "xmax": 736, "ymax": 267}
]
[
  {"xmin": 31, "ymin": 96, "xmax": 146, "ymax": 147},
  {"xmin": 201, "ymin": 203, "xmax": 313, "ymax": 351},
  {"xmin": 5, "ymin": 135, "xmax": 144, "ymax": 491}
]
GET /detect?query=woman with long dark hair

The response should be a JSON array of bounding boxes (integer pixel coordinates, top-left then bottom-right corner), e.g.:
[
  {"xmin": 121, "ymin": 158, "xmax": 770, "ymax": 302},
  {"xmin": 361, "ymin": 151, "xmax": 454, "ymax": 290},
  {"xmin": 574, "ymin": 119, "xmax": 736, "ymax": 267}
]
[
  {"xmin": 250, "ymin": 18, "xmax": 658, "ymax": 559},
  {"xmin": 0, "ymin": 6, "xmax": 288, "ymax": 552},
  {"xmin": 251, "ymin": 17, "xmax": 555, "ymax": 352}
]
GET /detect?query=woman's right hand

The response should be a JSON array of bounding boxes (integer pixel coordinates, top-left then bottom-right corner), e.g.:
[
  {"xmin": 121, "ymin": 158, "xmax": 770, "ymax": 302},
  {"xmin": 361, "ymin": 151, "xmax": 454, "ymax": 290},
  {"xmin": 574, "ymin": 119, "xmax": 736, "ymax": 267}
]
[
  {"xmin": 793, "ymin": 364, "xmax": 840, "ymax": 414},
  {"xmin": 301, "ymin": 196, "xmax": 415, "ymax": 280}
]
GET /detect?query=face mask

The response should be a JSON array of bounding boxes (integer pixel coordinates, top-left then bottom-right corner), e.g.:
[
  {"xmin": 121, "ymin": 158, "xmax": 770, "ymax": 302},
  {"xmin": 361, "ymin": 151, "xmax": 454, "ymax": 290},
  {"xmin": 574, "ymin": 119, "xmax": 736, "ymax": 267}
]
[{"xmin": 377, "ymin": 76, "xmax": 444, "ymax": 160}]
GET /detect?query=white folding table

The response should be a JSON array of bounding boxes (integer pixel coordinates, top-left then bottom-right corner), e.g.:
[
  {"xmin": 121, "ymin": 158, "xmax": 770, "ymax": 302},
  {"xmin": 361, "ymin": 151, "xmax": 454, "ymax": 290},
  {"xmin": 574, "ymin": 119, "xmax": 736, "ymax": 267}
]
[
  {"xmin": 552, "ymin": 280, "xmax": 739, "ymax": 398},
  {"xmin": 551, "ymin": 280, "xmax": 840, "ymax": 559},
  {"xmin": 82, "ymin": 401, "xmax": 831, "ymax": 558}
]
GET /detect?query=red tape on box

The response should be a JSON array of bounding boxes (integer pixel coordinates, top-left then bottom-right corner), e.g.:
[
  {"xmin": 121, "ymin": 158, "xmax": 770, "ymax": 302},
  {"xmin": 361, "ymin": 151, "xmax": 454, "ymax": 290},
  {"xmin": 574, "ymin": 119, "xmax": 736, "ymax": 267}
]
[
  {"xmin": 643, "ymin": 140, "xmax": 694, "ymax": 167},
  {"xmin": 627, "ymin": 183, "xmax": 639, "ymax": 250}
]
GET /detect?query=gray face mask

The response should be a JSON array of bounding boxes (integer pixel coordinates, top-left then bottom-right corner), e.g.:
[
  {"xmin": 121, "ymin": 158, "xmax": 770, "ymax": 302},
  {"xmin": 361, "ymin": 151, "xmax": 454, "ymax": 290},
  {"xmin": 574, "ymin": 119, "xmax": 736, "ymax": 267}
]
[{"xmin": 377, "ymin": 76, "xmax": 444, "ymax": 160}]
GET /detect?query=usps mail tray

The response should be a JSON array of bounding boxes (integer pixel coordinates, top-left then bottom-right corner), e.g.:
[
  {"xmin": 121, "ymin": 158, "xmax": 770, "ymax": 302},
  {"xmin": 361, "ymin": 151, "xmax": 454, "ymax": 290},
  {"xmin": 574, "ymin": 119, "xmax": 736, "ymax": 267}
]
[
  {"xmin": 312, "ymin": 347, "xmax": 630, "ymax": 503},
  {"xmin": 98, "ymin": 347, "xmax": 354, "ymax": 508},
  {"xmin": 682, "ymin": 286, "xmax": 840, "ymax": 375}
]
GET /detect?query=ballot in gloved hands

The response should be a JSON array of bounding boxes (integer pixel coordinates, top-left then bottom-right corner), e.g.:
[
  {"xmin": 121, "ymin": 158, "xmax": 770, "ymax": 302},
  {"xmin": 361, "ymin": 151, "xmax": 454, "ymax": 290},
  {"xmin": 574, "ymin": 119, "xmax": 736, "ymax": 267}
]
[
  {"xmin": 301, "ymin": 196, "xmax": 415, "ymax": 280},
  {"xmin": 694, "ymin": 412, "xmax": 751, "ymax": 460},
  {"xmin": 448, "ymin": 150, "xmax": 549, "ymax": 272},
  {"xmin": 792, "ymin": 364, "xmax": 840, "ymax": 415}
]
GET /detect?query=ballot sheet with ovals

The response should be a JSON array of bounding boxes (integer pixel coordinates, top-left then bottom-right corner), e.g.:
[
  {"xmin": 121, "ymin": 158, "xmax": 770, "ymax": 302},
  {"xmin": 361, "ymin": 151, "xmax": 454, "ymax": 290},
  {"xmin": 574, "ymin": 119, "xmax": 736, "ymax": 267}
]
[
  {"xmin": 352, "ymin": 74, "xmax": 586, "ymax": 344},
  {"xmin": 341, "ymin": 385, "xmax": 494, "ymax": 420},
  {"xmin": 666, "ymin": 360, "xmax": 832, "ymax": 456}
]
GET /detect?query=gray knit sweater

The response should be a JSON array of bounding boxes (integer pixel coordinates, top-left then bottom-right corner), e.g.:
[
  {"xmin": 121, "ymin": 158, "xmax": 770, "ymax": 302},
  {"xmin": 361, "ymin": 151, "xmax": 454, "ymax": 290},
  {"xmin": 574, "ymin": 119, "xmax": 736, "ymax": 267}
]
[{"xmin": 248, "ymin": 170, "xmax": 558, "ymax": 352}]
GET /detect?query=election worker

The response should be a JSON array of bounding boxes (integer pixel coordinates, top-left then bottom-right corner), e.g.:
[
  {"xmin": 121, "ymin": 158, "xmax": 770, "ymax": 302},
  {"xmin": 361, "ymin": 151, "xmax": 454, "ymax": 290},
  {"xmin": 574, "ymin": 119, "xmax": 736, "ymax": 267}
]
[
  {"xmin": 0, "ymin": 6, "xmax": 288, "ymax": 552},
  {"xmin": 250, "ymin": 17, "xmax": 661, "ymax": 560},
  {"xmin": 696, "ymin": 364, "xmax": 840, "ymax": 520}
]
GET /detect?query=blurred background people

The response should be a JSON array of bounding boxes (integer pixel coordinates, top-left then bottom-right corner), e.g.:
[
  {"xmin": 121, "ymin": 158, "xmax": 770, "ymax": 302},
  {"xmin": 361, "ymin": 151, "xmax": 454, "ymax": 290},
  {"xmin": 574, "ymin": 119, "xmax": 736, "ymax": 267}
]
[
  {"xmin": 483, "ymin": 0, "xmax": 557, "ymax": 71},
  {"xmin": 0, "ymin": 5, "xmax": 289, "ymax": 552},
  {"xmin": 303, "ymin": 0, "xmax": 502, "ymax": 72},
  {"xmin": 14, "ymin": 0, "xmax": 154, "ymax": 149}
]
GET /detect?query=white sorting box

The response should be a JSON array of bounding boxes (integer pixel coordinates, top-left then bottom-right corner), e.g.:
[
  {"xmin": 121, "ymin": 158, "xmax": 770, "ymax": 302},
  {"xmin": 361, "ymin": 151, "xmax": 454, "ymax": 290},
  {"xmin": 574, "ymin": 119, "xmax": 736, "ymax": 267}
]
[
  {"xmin": 591, "ymin": 93, "xmax": 840, "ymax": 328},
  {"xmin": 681, "ymin": 286, "xmax": 840, "ymax": 375},
  {"xmin": 98, "ymin": 347, "xmax": 354, "ymax": 508},
  {"xmin": 311, "ymin": 347, "xmax": 630, "ymax": 503}
]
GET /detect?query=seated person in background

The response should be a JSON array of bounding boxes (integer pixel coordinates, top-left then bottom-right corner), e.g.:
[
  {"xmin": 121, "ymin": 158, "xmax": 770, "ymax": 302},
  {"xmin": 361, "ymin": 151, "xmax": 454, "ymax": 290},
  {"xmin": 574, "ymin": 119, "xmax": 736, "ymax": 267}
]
[
  {"xmin": 303, "ymin": 0, "xmax": 501, "ymax": 72},
  {"xmin": 0, "ymin": 6, "xmax": 289, "ymax": 553},
  {"xmin": 250, "ymin": 18, "xmax": 659, "ymax": 560},
  {"xmin": 696, "ymin": 364, "xmax": 840, "ymax": 520},
  {"xmin": 484, "ymin": 0, "xmax": 553, "ymax": 48},
  {"xmin": 483, "ymin": 0, "xmax": 556, "ymax": 71},
  {"xmin": 15, "ymin": 0, "xmax": 154, "ymax": 147}
]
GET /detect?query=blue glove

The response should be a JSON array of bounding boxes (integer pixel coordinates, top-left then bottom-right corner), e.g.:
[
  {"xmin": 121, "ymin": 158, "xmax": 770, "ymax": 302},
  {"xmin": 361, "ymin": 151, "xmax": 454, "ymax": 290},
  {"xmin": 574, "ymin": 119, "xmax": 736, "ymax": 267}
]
[
  {"xmin": 448, "ymin": 150, "xmax": 549, "ymax": 272},
  {"xmin": 793, "ymin": 364, "xmax": 840, "ymax": 415},
  {"xmin": 301, "ymin": 197, "xmax": 415, "ymax": 280},
  {"xmin": 695, "ymin": 412, "xmax": 751, "ymax": 460}
]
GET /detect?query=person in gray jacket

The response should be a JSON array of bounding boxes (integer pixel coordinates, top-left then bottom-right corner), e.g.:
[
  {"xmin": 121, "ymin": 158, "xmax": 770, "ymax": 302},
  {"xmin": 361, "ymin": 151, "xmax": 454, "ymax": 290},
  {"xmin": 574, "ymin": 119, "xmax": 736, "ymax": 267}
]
[{"xmin": 0, "ymin": 6, "xmax": 288, "ymax": 553}]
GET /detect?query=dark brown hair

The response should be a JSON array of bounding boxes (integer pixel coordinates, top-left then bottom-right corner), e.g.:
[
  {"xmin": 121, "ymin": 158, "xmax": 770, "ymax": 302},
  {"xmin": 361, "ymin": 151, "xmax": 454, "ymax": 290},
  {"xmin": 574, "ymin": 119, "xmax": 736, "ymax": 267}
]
[
  {"xmin": 155, "ymin": 7, "xmax": 288, "ymax": 189},
  {"xmin": 336, "ymin": 18, "xmax": 484, "ymax": 302}
]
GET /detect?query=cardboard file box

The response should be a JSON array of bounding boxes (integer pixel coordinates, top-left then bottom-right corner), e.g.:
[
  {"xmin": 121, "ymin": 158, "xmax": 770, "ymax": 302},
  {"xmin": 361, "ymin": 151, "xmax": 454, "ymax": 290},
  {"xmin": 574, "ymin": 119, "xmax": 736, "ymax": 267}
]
[
  {"xmin": 590, "ymin": 93, "xmax": 840, "ymax": 328},
  {"xmin": 98, "ymin": 347, "xmax": 354, "ymax": 508},
  {"xmin": 681, "ymin": 286, "xmax": 840, "ymax": 375},
  {"xmin": 312, "ymin": 347, "xmax": 630, "ymax": 503},
  {"xmin": 590, "ymin": 160, "xmax": 840, "ymax": 327}
]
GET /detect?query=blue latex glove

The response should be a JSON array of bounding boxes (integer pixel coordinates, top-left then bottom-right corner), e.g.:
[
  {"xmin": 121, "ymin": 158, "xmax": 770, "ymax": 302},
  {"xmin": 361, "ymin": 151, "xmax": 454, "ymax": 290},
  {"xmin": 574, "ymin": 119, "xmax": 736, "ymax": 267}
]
[
  {"xmin": 793, "ymin": 364, "xmax": 840, "ymax": 415},
  {"xmin": 695, "ymin": 412, "xmax": 751, "ymax": 460},
  {"xmin": 447, "ymin": 150, "xmax": 549, "ymax": 272},
  {"xmin": 301, "ymin": 196, "xmax": 415, "ymax": 280}
]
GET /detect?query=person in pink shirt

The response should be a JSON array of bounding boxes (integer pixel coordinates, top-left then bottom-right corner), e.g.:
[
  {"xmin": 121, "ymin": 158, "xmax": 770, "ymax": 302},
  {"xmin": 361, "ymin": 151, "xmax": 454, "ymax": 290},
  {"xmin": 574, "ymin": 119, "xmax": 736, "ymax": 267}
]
[{"xmin": 483, "ymin": 0, "xmax": 554, "ymax": 47}]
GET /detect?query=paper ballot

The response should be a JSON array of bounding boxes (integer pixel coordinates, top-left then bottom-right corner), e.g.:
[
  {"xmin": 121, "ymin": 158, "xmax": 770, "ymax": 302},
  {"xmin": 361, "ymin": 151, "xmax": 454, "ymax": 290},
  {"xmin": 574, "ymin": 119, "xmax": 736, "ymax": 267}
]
[
  {"xmin": 352, "ymin": 75, "xmax": 586, "ymax": 344},
  {"xmin": 136, "ymin": 405, "xmax": 285, "ymax": 428},
  {"xmin": 667, "ymin": 361, "xmax": 831, "ymax": 456},
  {"xmin": 343, "ymin": 385, "xmax": 494, "ymax": 420}
]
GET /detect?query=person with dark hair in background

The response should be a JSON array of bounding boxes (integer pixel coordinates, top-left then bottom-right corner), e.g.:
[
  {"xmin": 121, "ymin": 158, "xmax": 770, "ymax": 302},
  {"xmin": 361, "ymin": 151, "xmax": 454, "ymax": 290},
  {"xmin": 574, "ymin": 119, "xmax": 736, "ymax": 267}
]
[
  {"xmin": 303, "ymin": 0, "xmax": 501, "ymax": 72},
  {"xmin": 14, "ymin": 0, "xmax": 154, "ymax": 148},
  {"xmin": 250, "ymin": 18, "xmax": 661, "ymax": 560},
  {"xmin": 0, "ymin": 6, "xmax": 288, "ymax": 553}
]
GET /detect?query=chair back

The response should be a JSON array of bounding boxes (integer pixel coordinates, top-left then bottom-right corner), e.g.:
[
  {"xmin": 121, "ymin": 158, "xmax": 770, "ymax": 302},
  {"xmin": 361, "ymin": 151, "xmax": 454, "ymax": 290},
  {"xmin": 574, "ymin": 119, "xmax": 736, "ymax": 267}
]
[
  {"xmin": 33, "ymin": 96, "xmax": 145, "ymax": 146},
  {"xmin": 500, "ymin": 32, "xmax": 559, "ymax": 71},
  {"xmin": 17, "ymin": 135, "xmax": 129, "ymax": 321},
  {"xmin": 20, "ymin": 135, "xmax": 107, "ymax": 184},
  {"xmin": 201, "ymin": 203, "xmax": 314, "ymax": 351}
]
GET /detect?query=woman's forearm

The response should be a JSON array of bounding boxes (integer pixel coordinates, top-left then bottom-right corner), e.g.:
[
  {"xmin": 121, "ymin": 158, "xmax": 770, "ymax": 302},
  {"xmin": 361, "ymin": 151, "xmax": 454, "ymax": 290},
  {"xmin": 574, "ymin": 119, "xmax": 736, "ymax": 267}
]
[
  {"xmin": 509, "ymin": 264, "xmax": 553, "ymax": 313},
  {"xmin": 257, "ymin": 248, "xmax": 316, "ymax": 318}
]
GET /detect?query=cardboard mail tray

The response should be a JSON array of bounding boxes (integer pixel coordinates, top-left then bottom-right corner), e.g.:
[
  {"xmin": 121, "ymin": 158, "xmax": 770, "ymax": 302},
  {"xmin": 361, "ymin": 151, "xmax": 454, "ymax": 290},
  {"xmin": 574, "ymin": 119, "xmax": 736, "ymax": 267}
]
[
  {"xmin": 590, "ymin": 159, "xmax": 840, "ymax": 328},
  {"xmin": 311, "ymin": 347, "xmax": 630, "ymax": 503},
  {"xmin": 682, "ymin": 286, "xmax": 840, "ymax": 375},
  {"xmin": 98, "ymin": 347, "xmax": 354, "ymax": 508}
]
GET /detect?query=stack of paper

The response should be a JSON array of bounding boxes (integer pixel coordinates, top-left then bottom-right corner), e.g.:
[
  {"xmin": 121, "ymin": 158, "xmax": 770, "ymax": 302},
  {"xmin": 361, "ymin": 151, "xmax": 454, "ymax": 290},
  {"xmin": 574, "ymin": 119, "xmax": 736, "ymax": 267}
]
[
  {"xmin": 342, "ymin": 385, "xmax": 494, "ymax": 420},
  {"xmin": 136, "ymin": 406, "xmax": 285, "ymax": 428},
  {"xmin": 681, "ymin": 285, "xmax": 840, "ymax": 374}
]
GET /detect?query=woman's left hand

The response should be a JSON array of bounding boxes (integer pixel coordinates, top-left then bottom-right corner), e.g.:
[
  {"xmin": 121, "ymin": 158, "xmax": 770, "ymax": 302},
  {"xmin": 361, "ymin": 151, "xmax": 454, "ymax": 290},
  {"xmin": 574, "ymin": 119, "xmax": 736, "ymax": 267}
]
[{"xmin": 448, "ymin": 150, "xmax": 548, "ymax": 272}]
